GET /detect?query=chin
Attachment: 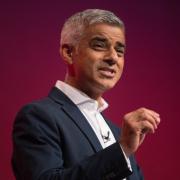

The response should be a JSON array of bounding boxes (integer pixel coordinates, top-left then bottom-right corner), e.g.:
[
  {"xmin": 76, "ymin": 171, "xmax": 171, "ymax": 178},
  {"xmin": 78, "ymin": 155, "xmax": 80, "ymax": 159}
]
[{"xmin": 98, "ymin": 82, "xmax": 117, "ymax": 92}]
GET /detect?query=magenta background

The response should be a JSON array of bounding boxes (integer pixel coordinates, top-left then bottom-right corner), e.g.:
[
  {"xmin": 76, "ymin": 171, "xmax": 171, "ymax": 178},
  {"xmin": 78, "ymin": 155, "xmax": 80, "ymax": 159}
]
[{"xmin": 1, "ymin": 0, "xmax": 180, "ymax": 179}]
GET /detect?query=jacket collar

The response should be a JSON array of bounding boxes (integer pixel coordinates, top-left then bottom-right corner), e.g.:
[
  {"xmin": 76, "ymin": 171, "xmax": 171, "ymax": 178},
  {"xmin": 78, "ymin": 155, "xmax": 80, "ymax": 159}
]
[
  {"xmin": 55, "ymin": 80, "xmax": 108, "ymax": 112},
  {"xmin": 48, "ymin": 87, "xmax": 103, "ymax": 152}
]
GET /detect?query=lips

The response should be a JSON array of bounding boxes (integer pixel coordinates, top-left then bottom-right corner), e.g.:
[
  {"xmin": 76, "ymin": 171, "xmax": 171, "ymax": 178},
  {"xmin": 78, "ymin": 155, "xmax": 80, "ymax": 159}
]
[{"xmin": 98, "ymin": 67, "xmax": 116, "ymax": 78}]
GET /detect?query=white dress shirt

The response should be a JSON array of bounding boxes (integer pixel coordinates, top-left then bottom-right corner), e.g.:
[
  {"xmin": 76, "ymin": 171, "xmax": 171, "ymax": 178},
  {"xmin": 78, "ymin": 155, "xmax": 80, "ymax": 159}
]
[{"xmin": 55, "ymin": 80, "xmax": 131, "ymax": 179}]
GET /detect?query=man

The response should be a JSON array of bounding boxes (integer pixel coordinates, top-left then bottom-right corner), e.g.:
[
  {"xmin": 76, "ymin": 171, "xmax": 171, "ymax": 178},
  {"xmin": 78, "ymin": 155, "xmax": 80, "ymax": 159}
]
[{"xmin": 12, "ymin": 9, "xmax": 160, "ymax": 180}]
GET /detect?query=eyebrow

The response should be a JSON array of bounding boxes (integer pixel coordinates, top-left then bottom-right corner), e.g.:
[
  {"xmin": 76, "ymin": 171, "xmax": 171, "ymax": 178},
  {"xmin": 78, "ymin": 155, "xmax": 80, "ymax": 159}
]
[
  {"xmin": 90, "ymin": 36, "xmax": 125, "ymax": 48},
  {"xmin": 90, "ymin": 36, "xmax": 107, "ymax": 42}
]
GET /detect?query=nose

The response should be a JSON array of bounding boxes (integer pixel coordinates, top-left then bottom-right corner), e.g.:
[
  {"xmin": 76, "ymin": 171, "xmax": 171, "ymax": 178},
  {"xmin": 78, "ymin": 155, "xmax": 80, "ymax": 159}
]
[{"xmin": 103, "ymin": 48, "xmax": 119, "ymax": 66}]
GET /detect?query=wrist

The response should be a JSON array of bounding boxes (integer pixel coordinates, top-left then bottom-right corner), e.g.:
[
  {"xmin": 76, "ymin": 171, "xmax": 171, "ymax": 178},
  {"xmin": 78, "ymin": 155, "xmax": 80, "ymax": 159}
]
[{"xmin": 119, "ymin": 141, "xmax": 132, "ymax": 157}]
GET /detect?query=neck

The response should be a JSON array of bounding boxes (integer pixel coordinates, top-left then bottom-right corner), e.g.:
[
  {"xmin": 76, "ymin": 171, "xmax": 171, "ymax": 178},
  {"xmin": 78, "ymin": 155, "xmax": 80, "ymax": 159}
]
[{"xmin": 64, "ymin": 75, "xmax": 104, "ymax": 106}]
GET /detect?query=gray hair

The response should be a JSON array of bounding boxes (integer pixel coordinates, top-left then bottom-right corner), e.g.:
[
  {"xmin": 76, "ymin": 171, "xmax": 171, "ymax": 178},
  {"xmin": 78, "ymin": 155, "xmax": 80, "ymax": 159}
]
[{"xmin": 60, "ymin": 9, "xmax": 125, "ymax": 47}]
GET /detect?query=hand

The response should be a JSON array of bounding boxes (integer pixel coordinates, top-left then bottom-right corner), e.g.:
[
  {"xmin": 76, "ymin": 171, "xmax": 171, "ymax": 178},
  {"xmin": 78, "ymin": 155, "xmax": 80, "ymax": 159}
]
[{"xmin": 119, "ymin": 108, "xmax": 161, "ymax": 157}]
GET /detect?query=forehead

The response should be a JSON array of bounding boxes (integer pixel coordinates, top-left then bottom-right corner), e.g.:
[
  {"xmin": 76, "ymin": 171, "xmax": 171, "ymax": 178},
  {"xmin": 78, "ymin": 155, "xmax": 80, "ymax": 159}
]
[{"xmin": 82, "ymin": 23, "xmax": 125, "ymax": 44}]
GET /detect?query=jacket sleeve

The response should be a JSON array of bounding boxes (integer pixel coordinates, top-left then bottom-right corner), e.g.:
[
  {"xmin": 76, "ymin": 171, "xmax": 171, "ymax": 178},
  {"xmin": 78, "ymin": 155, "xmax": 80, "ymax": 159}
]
[{"xmin": 12, "ymin": 104, "xmax": 132, "ymax": 180}]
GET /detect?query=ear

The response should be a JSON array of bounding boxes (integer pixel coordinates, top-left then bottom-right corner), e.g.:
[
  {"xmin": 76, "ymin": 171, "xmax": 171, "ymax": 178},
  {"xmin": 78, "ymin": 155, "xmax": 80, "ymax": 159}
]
[{"xmin": 60, "ymin": 44, "xmax": 74, "ymax": 65}]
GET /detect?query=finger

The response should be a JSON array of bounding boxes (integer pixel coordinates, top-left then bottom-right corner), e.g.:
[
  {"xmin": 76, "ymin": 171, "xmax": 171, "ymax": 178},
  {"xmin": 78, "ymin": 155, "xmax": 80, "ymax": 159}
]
[
  {"xmin": 140, "ymin": 120, "xmax": 155, "ymax": 134},
  {"xmin": 138, "ymin": 108, "xmax": 161, "ymax": 125},
  {"xmin": 139, "ymin": 112, "xmax": 158, "ymax": 130},
  {"xmin": 146, "ymin": 109, "xmax": 161, "ymax": 125},
  {"xmin": 148, "ymin": 109, "xmax": 160, "ymax": 117}
]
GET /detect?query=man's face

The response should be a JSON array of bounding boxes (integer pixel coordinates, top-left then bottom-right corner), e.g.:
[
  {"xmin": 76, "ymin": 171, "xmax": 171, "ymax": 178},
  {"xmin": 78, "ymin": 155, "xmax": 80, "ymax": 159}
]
[{"xmin": 69, "ymin": 23, "xmax": 125, "ymax": 96}]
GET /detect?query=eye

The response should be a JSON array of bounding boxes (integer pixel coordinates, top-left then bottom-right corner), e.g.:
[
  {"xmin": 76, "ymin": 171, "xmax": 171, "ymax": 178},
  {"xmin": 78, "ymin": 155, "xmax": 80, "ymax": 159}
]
[
  {"xmin": 115, "ymin": 47, "xmax": 125, "ymax": 57},
  {"xmin": 89, "ymin": 37, "xmax": 108, "ymax": 51},
  {"xmin": 92, "ymin": 41, "xmax": 106, "ymax": 49}
]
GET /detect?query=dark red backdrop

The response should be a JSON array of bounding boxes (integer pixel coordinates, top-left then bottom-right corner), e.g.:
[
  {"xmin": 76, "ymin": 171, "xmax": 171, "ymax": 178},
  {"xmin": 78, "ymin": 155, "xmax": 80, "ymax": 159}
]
[{"xmin": 1, "ymin": 0, "xmax": 180, "ymax": 179}]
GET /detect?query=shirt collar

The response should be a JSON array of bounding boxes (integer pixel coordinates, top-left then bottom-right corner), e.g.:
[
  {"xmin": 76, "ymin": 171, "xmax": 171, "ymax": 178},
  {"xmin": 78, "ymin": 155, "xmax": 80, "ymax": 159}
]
[{"xmin": 55, "ymin": 80, "xmax": 108, "ymax": 112}]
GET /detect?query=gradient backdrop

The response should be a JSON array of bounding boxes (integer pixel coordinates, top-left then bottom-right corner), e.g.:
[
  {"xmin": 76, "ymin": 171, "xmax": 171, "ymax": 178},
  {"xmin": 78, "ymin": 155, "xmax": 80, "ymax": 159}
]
[{"xmin": 1, "ymin": 0, "xmax": 180, "ymax": 179}]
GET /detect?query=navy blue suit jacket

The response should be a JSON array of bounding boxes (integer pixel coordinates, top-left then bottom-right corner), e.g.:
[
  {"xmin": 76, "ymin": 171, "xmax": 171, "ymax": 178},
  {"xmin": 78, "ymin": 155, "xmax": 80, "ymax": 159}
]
[{"xmin": 12, "ymin": 87, "xmax": 143, "ymax": 180}]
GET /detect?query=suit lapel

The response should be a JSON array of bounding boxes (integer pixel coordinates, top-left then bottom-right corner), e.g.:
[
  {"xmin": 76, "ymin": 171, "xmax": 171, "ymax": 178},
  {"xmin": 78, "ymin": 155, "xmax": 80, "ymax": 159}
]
[
  {"xmin": 49, "ymin": 87, "xmax": 102, "ymax": 152},
  {"xmin": 105, "ymin": 118, "xmax": 121, "ymax": 141}
]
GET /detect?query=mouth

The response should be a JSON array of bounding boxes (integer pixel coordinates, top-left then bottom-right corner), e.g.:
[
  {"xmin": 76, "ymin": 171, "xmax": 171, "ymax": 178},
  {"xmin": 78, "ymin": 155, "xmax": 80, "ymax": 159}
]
[{"xmin": 98, "ymin": 67, "xmax": 116, "ymax": 78}]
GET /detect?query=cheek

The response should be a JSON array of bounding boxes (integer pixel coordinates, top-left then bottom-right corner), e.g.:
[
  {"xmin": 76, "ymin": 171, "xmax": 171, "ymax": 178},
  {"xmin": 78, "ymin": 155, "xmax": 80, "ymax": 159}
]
[
  {"xmin": 118, "ymin": 60, "xmax": 124, "ymax": 71},
  {"xmin": 80, "ymin": 54, "xmax": 100, "ymax": 73},
  {"xmin": 116, "ymin": 61, "xmax": 124, "ymax": 78},
  {"xmin": 75, "ymin": 58, "xmax": 96, "ymax": 77}
]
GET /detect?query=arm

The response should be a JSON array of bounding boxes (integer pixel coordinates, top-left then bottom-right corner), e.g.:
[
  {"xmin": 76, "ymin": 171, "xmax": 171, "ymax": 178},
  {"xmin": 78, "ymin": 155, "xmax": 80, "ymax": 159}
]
[{"xmin": 12, "ymin": 104, "xmax": 132, "ymax": 180}]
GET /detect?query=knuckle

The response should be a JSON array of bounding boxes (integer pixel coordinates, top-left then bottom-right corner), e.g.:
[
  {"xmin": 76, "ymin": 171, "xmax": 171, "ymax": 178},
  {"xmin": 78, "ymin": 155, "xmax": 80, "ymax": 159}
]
[
  {"xmin": 123, "ymin": 113, "xmax": 131, "ymax": 121},
  {"xmin": 141, "ymin": 111, "xmax": 147, "ymax": 118},
  {"xmin": 139, "ymin": 107, "xmax": 146, "ymax": 112}
]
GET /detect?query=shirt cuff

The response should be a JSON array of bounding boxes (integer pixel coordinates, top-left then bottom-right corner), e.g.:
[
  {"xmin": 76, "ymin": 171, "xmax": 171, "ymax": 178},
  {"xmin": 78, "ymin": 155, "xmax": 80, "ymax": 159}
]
[{"xmin": 119, "ymin": 144, "xmax": 132, "ymax": 171}]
